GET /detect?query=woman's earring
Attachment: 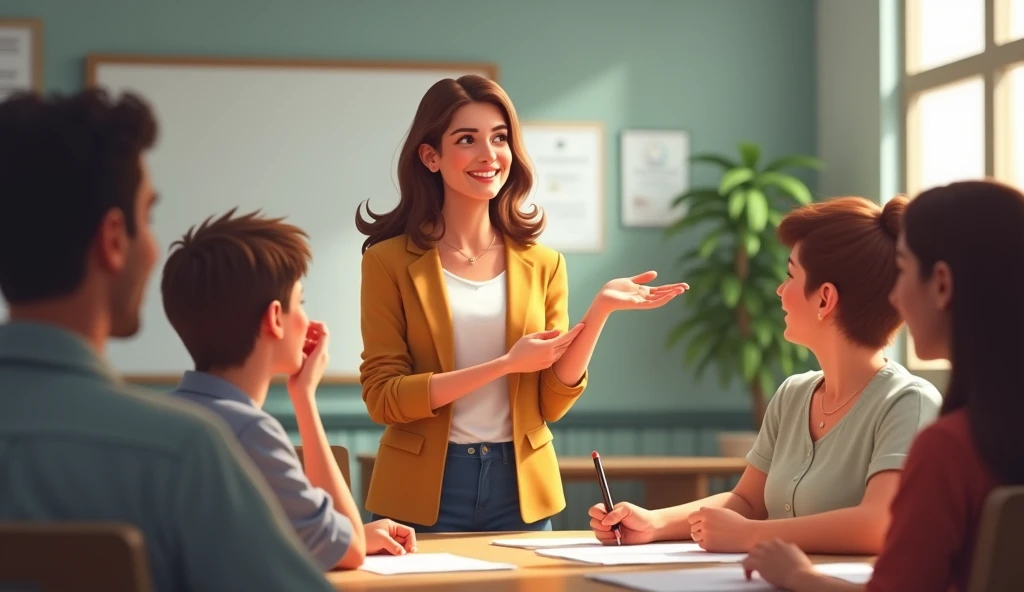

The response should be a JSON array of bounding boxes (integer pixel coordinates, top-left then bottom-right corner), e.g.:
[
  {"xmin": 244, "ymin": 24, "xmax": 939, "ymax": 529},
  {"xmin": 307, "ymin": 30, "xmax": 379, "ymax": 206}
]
[{"xmin": 817, "ymin": 312, "xmax": 823, "ymax": 321}]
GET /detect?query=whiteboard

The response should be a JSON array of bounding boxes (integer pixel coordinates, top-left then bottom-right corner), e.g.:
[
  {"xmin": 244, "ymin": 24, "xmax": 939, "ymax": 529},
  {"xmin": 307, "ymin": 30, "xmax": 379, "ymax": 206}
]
[{"xmin": 83, "ymin": 55, "xmax": 497, "ymax": 382}]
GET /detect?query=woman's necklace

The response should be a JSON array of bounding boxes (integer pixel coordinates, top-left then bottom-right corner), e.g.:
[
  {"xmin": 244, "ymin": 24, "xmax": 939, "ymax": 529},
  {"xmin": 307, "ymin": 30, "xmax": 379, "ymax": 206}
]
[
  {"xmin": 817, "ymin": 367, "xmax": 882, "ymax": 428},
  {"xmin": 442, "ymin": 233, "xmax": 496, "ymax": 265}
]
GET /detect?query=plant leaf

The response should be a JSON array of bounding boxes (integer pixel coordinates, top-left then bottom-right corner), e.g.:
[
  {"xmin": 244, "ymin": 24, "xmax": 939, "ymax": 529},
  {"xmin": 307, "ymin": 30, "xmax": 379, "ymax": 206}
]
[
  {"xmin": 759, "ymin": 171, "xmax": 812, "ymax": 205},
  {"xmin": 728, "ymin": 189, "xmax": 747, "ymax": 220},
  {"xmin": 696, "ymin": 332, "xmax": 738, "ymax": 380},
  {"xmin": 757, "ymin": 366, "xmax": 777, "ymax": 399},
  {"xmin": 776, "ymin": 337, "xmax": 795, "ymax": 375},
  {"xmin": 721, "ymin": 275, "xmax": 742, "ymax": 308},
  {"xmin": 699, "ymin": 229, "xmax": 724, "ymax": 259},
  {"xmin": 743, "ymin": 290, "xmax": 765, "ymax": 317},
  {"xmin": 795, "ymin": 344, "xmax": 809, "ymax": 361},
  {"xmin": 685, "ymin": 265, "xmax": 721, "ymax": 285},
  {"xmin": 717, "ymin": 336, "xmax": 743, "ymax": 389},
  {"xmin": 666, "ymin": 313, "xmax": 706, "ymax": 349},
  {"xmin": 741, "ymin": 341, "xmax": 762, "ymax": 382},
  {"xmin": 753, "ymin": 318, "xmax": 774, "ymax": 347},
  {"xmin": 763, "ymin": 154, "xmax": 824, "ymax": 173},
  {"xmin": 745, "ymin": 233, "xmax": 761, "ymax": 257},
  {"xmin": 780, "ymin": 351, "xmax": 795, "ymax": 375},
  {"xmin": 694, "ymin": 337, "xmax": 725, "ymax": 379},
  {"xmin": 663, "ymin": 209, "xmax": 725, "ymax": 237},
  {"xmin": 768, "ymin": 210, "xmax": 784, "ymax": 227},
  {"xmin": 671, "ymin": 187, "xmax": 720, "ymax": 207},
  {"xmin": 720, "ymin": 168, "xmax": 755, "ymax": 195},
  {"xmin": 746, "ymin": 188, "xmax": 769, "ymax": 232},
  {"xmin": 675, "ymin": 247, "xmax": 702, "ymax": 267},
  {"xmin": 684, "ymin": 326, "xmax": 721, "ymax": 366},
  {"xmin": 691, "ymin": 153, "xmax": 739, "ymax": 170},
  {"xmin": 739, "ymin": 143, "xmax": 760, "ymax": 169},
  {"xmin": 685, "ymin": 198, "xmax": 728, "ymax": 219}
]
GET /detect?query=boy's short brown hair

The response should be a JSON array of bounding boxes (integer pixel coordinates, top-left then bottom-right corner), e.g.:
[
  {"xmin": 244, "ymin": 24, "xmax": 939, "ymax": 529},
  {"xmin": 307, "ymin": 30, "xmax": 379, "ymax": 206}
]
[{"xmin": 161, "ymin": 208, "xmax": 311, "ymax": 371}]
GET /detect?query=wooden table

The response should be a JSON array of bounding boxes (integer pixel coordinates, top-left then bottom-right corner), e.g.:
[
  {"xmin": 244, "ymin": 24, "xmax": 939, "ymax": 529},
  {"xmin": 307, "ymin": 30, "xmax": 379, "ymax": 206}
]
[
  {"xmin": 328, "ymin": 530, "xmax": 873, "ymax": 591},
  {"xmin": 357, "ymin": 454, "xmax": 748, "ymax": 510}
]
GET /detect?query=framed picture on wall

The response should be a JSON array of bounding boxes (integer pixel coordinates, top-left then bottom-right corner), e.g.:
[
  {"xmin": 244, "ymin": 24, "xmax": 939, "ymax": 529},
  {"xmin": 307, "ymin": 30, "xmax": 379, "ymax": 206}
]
[
  {"xmin": 520, "ymin": 121, "xmax": 605, "ymax": 252},
  {"xmin": 0, "ymin": 18, "xmax": 43, "ymax": 102},
  {"xmin": 620, "ymin": 129, "xmax": 690, "ymax": 228}
]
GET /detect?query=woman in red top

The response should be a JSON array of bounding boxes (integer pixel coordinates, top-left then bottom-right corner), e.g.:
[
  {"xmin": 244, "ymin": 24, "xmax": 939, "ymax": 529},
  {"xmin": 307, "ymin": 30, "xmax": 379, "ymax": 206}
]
[{"xmin": 741, "ymin": 179, "xmax": 1024, "ymax": 592}]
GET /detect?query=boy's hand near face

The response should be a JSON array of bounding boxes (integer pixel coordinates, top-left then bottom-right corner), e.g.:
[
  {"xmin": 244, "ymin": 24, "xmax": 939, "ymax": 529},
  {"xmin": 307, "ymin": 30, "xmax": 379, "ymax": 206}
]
[{"xmin": 288, "ymin": 321, "xmax": 329, "ymax": 401}]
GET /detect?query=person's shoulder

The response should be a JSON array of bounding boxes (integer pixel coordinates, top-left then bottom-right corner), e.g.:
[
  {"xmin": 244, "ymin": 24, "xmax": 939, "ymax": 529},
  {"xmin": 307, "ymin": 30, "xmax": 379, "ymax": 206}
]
[
  {"xmin": 169, "ymin": 388, "xmax": 266, "ymax": 436},
  {"xmin": 363, "ymin": 234, "xmax": 422, "ymax": 274},
  {"xmin": 236, "ymin": 407, "xmax": 293, "ymax": 446},
  {"xmin": 513, "ymin": 241, "xmax": 563, "ymax": 271},
  {"xmin": 915, "ymin": 410, "xmax": 971, "ymax": 448},
  {"xmin": 774, "ymin": 368, "xmax": 823, "ymax": 402},
  {"xmin": 105, "ymin": 384, "xmax": 242, "ymax": 456},
  {"xmin": 903, "ymin": 410, "xmax": 975, "ymax": 471},
  {"xmin": 875, "ymin": 360, "xmax": 943, "ymax": 408},
  {"xmin": 365, "ymin": 234, "xmax": 412, "ymax": 258}
]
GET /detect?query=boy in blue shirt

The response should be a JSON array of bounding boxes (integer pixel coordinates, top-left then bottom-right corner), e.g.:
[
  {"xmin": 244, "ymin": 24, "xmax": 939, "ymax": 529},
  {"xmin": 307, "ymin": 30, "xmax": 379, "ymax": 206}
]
[{"xmin": 161, "ymin": 209, "xmax": 416, "ymax": 570}]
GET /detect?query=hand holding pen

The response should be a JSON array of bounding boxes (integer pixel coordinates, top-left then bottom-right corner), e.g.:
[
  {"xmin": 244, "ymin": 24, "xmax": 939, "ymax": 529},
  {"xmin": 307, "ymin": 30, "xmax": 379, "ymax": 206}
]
[{"xmin": 588, "ymin": 451, "xmax": 662, "ymax": 546}]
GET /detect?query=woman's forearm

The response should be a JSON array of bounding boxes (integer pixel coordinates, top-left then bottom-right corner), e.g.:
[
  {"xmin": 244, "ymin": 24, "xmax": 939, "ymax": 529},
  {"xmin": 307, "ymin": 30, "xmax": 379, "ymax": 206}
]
[
  {"xmin": 751, "ymin": 505, "xmax": 888, "ymax": 554},
  {"xmin": 552, "ymin": 302, "xmax": 610, "ymax": 385},
  {"xmin": 653, "ymin": 492, "xmax": 758, "ymax": 540},
  {"xmin": 428, "ymin": 357, "xmax": 510, "ymax": 410}
]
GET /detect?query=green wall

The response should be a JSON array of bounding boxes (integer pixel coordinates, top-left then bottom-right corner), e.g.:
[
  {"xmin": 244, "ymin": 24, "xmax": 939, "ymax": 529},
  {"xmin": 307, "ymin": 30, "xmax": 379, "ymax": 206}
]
[{"xmin": 0, "ymin": 0, "xmax": 817, "ymax": 413}]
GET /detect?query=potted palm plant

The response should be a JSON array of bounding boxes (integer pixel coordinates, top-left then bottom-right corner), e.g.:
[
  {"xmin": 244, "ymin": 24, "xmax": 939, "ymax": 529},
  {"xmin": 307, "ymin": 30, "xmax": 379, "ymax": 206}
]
[{"xmin": 666, "ymin": 142, "xmax": 821, "ymax": 456}]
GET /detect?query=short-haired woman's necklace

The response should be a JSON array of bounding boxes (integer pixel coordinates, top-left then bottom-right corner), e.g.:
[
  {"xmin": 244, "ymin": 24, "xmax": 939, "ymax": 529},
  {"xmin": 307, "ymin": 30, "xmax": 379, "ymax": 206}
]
[
  {"xmin": 818, "ymin": 368, "xmax": 881, "ymax": 428},
  {"xmin": 443, "ymin": 233, "xmax": 496, "ymax": 264}
]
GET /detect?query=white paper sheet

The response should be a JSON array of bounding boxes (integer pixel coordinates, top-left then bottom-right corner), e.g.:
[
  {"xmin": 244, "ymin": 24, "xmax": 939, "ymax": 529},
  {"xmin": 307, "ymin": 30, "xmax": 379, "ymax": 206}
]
[
  {"xmin": 585, "ymin": 562, "xmax": 874, "ymax": 591},
  {"xmin": 536, "ymin": 542, "xmax": 746, "ymax": 565},
  {"xmin": 490, "ymin": 537, "xmax": 601, "ymax": 549},
  {"xmin": 359, "ymin": 552, "xmax": 517, "ymax": 575}
]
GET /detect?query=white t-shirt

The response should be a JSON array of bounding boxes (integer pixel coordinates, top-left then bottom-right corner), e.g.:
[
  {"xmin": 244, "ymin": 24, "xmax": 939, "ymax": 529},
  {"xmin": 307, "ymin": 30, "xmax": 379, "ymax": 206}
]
[{"xmin": 442, "ymin": 268, "xmax": 513, "ymax": 444}]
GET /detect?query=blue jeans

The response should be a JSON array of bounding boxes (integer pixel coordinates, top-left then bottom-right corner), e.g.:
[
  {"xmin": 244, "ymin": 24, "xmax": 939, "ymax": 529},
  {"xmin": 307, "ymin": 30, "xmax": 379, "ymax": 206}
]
[{"xmin": 372, "ymin": 441, "xmax": 553, "ymax": 533}]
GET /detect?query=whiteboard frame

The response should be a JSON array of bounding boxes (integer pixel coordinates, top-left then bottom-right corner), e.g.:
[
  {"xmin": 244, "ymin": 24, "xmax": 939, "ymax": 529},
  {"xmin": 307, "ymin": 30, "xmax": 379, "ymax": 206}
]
[{"xmin": 84, "ymin": 54, "xmax": 499, "ymax": 384}]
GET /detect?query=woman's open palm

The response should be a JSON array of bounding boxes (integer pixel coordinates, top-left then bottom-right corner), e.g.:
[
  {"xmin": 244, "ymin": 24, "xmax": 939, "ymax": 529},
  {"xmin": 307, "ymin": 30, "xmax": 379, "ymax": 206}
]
[{"xmin": 598, "ymin": 271, "xmax": 688, "ymax": 312}]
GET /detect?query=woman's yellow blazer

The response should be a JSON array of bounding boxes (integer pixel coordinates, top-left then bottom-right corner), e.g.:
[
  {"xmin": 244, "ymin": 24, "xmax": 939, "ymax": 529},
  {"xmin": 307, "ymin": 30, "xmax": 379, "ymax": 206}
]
[{"xmin": 359, "ymin": 234, "xmax": 588, "ymax": 526}]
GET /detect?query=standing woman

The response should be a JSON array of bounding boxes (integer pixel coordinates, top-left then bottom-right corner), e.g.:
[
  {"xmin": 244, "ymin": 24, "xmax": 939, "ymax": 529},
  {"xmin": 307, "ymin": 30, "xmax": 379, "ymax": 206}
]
[
  {"xmin": 741, "ymin": 180, "xmax": 1024, "ymax": 592},
  {"xmin": 355, "ymin": 75, "xmax": 686, "ymax": 532}
]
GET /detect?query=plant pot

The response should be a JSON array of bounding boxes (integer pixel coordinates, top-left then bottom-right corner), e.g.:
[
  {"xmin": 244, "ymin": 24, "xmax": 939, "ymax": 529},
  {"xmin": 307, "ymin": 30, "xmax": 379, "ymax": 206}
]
[{"xmin": 716, "ymin": 431, "xmax": 759, "ymax": 458}]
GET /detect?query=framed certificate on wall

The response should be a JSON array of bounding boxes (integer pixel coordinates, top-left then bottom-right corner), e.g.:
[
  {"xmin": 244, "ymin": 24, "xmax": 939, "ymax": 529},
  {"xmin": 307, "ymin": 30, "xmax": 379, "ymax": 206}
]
[
  {"xmin": 0, "ymin": 19, "xmax": 43, "ymax": 101},
  {"xmin": 620, "ymin": 129, "xmax": 689, "ymax": 227},
  {"xmin": 520, "ymin": 121, "xmax": 605, "ymax": 252}
]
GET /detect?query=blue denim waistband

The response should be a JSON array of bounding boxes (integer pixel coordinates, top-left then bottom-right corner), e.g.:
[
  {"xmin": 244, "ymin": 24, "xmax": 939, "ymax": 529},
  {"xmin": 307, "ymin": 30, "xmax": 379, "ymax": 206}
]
[{"xmin": 446, "ymin": 441, "xmax": 515, "ymax": 462}]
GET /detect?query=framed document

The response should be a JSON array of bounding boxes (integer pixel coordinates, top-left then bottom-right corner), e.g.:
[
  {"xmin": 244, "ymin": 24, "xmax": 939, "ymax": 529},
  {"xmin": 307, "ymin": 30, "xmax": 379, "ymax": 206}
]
[
  {"xmin": 520, "ymin": 121, "xmax": 604, "ymax": 252},
  {"xmin": 0, "ymin": 19, "xmax": 42, "ymax": 102},
  {"xmin": 620, "ymin": 129, "xmax": 689, "ymax": 227}
]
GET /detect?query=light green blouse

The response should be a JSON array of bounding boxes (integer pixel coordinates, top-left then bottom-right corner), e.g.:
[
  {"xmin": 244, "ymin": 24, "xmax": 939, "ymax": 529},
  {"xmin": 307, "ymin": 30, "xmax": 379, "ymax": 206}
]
[{"xmin": 746, "ymin": 360, "xmax": 942, "ymax": 519}]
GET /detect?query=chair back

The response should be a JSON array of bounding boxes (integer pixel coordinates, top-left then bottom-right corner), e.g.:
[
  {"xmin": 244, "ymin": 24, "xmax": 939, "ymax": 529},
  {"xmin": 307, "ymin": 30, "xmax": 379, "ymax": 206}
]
[
  {"xmin": 294, "ymin": 444, "xmax": 351, "ymax": 486},
  {"xmin": 968, "ymin": 485, "xmax": 1024, "ymax": 592},
  {"xmin": 0, "ymin": 522, "xmax": 151, "ymax": 592}
]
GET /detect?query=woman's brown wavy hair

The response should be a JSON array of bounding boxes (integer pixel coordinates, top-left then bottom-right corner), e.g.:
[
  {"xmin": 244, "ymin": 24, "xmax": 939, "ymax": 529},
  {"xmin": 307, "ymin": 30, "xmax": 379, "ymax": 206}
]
[{"xmin": 356, "ymin": 75, "xmax": 543, "ymax": 253}]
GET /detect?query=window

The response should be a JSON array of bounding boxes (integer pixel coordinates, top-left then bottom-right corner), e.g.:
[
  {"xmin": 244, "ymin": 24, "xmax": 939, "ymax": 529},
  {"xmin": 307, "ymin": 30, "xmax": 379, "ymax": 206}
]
[
  {"xmin": 999, "ymin": 63, "xmax": 1024, "ymax": 187},
  {"xmin": 997, "ymin": 0, "xmax": 1024, "ymax": 43},
  {"xmin": 903, "ymin": 0, "xmax": 1024, "ymax": 370}
]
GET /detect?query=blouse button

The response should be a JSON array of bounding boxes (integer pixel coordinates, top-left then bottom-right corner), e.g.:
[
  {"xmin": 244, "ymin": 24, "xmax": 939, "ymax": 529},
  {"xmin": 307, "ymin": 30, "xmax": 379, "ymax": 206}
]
[{"xmin": 784, "ymin": 503, "xmax": 792, "ymax": 512}]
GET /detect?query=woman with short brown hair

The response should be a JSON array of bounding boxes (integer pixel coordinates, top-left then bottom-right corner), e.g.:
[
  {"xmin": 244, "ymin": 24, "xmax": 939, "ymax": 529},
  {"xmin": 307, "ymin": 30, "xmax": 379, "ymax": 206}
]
[{"xmin": 590, "ymin": 196, "xmax": 942, "ymax": 555}]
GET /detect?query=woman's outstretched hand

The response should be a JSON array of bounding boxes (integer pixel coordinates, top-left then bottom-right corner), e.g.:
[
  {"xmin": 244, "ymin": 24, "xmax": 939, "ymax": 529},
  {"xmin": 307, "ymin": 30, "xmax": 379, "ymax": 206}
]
[{"xmin": 594, "ymin": 271, "xmax": 688, "ymax": 314}]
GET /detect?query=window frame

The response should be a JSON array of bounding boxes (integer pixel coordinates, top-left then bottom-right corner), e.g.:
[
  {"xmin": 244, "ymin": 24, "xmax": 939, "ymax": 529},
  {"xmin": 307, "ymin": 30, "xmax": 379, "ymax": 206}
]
[{"xmin": 900, "ymin": 0, "xmax": 1024, "ymax": 371}]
